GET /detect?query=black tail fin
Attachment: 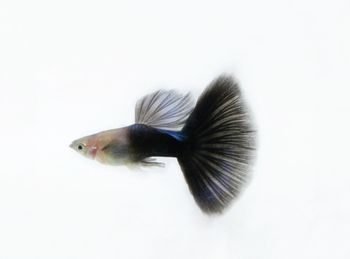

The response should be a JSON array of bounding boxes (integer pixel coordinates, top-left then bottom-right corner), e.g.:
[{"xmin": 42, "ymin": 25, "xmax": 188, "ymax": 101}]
[{"xmin": 178, "ymin": 75, "xmax": 256, "ymax": 214}]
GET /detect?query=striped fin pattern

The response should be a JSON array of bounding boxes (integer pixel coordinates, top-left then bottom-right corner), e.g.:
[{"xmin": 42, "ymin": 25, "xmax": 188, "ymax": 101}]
[
  {"xmin": 179, "ymin": 75, "xmax": 256, "ymax": 214},
  {"xmin": 135, "ymin": 90, "xmax": 194, "ymax": 130}
]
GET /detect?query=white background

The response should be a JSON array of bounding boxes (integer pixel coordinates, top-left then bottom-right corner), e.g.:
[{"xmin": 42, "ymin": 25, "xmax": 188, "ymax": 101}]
[{"xmin": 0, "ymin": 0, "xmax": 349, "ymax": 258}]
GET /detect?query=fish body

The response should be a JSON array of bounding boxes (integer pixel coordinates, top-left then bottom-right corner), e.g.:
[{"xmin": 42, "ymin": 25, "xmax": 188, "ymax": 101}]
[
  {"xmin": 70, "ymin": 75, "xmax": 256, "ymax": 214},
  {"xmin": 70, "ymin": 124, "xmax": 184, "ymax": 165}
]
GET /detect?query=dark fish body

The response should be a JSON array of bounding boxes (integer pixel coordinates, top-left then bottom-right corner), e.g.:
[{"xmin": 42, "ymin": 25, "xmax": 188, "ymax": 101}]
[
  {"xmin": 70, "ymin": 75, "xmax": 256, "ymax": 214},
  {"xmin": 128, "ymin": 124, "xmax": 184, "ymax": 160}
]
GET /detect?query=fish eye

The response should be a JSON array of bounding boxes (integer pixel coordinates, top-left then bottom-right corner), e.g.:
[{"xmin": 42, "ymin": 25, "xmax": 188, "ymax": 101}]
[{"xmin": 78, "ymin": 144, "xmax": 83, "ymax": 150}]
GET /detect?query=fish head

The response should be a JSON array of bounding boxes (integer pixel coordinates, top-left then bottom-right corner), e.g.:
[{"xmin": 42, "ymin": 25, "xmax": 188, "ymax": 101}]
[
  {"xmin": 69, "ymin": 135, "xmax": 98, "ymax": 160},
  {"xmin": 70, "ymin": 128, "xmax": 131, "ymax": 165}
]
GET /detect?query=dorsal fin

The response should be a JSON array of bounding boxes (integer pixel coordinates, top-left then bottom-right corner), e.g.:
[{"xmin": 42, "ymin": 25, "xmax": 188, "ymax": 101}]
[{"xmin": 135, "ymin": 89, "xmax": 194, "ymax": 130}]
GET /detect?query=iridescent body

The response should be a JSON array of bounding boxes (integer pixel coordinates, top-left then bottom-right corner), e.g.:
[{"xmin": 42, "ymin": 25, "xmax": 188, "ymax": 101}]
[{"xmin": 70, "ymin": 75, "xmax": 256, "ymax": 214}]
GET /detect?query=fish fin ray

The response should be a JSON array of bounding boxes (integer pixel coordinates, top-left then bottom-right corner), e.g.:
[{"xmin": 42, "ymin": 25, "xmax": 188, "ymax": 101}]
[
  {"xmin": 135, "ymin": 89, "xmax": 194, "ymax": 130},
  {"xmin": 140, "ymin": 158, "xmax": 165, "ymax": 167},
  {"xmin": 178, "ymin": 75, "xmax": 256, "ymax": 214}
]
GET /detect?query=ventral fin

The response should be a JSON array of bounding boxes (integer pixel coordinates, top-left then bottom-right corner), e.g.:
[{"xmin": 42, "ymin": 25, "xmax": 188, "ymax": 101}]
[{"xmin": 140, "ymin": 158, "xmax": 165, "ymax": 167}]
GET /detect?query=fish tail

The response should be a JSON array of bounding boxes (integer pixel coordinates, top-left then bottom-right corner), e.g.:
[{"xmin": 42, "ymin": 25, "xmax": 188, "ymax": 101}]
[{"xmin": 177, "ymin": 75, "xmax": 256, "ymax": 214}]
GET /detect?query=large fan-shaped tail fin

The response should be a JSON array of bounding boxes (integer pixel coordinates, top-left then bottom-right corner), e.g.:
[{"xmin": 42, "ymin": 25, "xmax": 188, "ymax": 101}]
[{"xmin": 178, "ymin": 75, "xmax": 256, "ymax": 214}]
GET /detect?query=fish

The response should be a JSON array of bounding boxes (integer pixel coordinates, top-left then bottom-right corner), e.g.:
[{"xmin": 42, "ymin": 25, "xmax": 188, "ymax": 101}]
[{"xmin": 70, "ymin": 75, "xmax": 256, "ymax": 214}]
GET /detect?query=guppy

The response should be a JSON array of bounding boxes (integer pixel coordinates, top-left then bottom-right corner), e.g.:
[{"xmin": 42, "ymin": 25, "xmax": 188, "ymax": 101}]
[{"xmin": 70, "ymin": 75, "xmax": 255, "ymax": 214}]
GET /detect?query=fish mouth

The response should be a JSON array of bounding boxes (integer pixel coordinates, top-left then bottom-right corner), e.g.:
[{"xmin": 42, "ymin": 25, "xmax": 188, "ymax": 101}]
[{"xmin": 69, "ymin": 142, "xmax": 75, "ymax": 149}]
